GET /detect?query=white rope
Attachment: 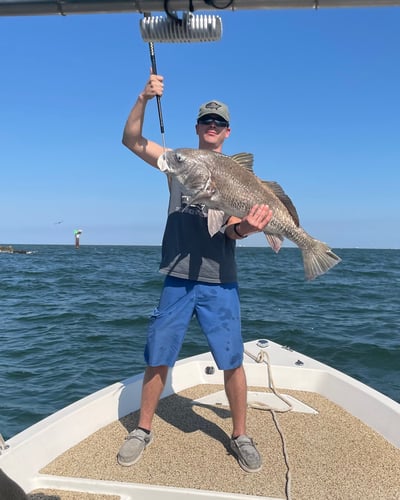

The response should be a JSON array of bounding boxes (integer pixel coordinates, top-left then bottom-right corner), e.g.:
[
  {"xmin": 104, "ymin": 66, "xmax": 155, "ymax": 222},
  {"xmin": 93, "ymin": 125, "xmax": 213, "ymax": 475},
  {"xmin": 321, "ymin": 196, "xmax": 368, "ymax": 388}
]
[{"xmin": 245, "ymin": 348, "xmax": 293, "ymax": 500}]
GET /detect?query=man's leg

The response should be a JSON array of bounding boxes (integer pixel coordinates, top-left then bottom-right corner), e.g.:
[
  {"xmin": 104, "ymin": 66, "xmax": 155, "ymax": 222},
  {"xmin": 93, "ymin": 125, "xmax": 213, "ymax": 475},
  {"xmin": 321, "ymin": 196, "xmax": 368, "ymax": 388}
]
[
  {"xmin": 138, "ymin": 365, "xmax": 168, "ymax": 430},
  {"xmin": 225, "ymin": 365, "xmax": 263, "ymax": 473},
  {"xmin": 117, "ymin": 365, "xmax": 168, "ymax": 466},
  {"xmin": 224, "ymin": 365, "xmax": 247, "ymax": 437}
]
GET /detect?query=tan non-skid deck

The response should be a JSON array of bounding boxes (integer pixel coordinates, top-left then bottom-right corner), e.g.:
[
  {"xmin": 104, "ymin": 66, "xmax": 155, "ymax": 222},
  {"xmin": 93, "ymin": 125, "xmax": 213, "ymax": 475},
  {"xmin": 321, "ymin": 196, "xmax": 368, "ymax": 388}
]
[{"xmin": 33, "ymin": 385, "xmax": 400, "ymax": 500}]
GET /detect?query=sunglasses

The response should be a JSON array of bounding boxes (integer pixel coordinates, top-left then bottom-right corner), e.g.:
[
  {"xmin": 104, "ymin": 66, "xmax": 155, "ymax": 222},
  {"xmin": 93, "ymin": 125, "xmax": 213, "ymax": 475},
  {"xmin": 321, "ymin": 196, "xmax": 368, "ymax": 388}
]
[{"xmin": 197, "ymin": 117, "xmax": 229, "ymax": 128}]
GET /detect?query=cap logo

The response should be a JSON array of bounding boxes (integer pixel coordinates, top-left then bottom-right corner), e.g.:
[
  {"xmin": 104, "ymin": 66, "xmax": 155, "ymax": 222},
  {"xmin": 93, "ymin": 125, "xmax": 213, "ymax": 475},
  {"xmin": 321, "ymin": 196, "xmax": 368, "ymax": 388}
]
[
  {"xmin": 198, "ymin": 100, "xmax": 229, "ymax": 123},
  {"xmin": 204, "ymin": 101, "xmax": 222, "ymax": 111}
]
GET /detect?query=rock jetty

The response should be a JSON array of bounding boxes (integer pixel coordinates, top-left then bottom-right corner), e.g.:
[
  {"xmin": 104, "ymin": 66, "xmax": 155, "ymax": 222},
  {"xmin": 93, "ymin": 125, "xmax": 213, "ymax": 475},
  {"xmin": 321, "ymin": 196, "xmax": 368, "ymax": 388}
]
[{"xmin": 0, "ymin": 245, "xmax": 31, "ymax": 254}]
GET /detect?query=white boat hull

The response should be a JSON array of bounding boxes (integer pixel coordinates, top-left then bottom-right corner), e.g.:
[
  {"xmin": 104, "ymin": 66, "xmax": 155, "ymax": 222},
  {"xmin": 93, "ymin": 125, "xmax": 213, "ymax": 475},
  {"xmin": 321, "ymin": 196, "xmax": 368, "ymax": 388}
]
[{"xmin": 1, "ymin": 338, "xmax": 399, "ymax": 499}]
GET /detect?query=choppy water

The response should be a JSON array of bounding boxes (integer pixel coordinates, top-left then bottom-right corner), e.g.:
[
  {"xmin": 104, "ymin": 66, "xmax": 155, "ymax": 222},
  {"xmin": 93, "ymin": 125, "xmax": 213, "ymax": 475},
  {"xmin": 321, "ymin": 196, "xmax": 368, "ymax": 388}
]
[{"xmin": 1, "ymin": 245, "xmax": 399, "ymax": 440}]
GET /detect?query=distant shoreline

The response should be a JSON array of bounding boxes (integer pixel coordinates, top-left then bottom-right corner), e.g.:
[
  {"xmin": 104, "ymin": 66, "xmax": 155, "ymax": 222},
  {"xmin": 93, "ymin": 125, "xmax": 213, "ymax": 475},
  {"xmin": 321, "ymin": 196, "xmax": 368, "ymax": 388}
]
[{"xmin": 1, "ymin": 244, "xmax": 398, "ymax": 250}]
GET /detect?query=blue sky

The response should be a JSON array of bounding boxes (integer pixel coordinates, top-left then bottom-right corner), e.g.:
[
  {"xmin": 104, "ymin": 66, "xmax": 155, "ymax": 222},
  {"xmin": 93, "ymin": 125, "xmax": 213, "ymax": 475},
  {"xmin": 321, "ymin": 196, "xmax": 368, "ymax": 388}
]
[{"xmin": 1, "ymin": 7, "xmax": 399, "ymax": 248}]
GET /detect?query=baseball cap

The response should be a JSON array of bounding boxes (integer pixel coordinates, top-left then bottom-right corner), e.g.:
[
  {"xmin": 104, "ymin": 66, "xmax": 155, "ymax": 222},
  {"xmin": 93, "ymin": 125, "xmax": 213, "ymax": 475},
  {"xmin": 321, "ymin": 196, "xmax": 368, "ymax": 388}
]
[{"xmin": 197, "ymin": 100, "xmax": 230, "ymax": 124}]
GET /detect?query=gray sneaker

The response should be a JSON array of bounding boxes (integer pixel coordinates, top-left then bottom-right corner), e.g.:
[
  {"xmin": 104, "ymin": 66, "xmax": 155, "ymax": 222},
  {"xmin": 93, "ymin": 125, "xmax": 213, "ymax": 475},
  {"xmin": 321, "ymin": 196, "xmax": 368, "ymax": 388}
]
[
  {"xmin": 230, "ymin": 435, "xmax": 262, "ymax": 472},
  {"xmin": 117, "ymin": 428, "xmax": 153, "ymax": 466}
]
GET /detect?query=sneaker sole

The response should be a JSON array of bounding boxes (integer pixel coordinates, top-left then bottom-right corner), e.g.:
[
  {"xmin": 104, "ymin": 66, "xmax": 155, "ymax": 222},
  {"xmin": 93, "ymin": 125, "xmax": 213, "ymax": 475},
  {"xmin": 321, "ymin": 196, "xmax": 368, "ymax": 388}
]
[{"xmin": 236, "ymin": 458, "xmax": 262, "ymax": 473}]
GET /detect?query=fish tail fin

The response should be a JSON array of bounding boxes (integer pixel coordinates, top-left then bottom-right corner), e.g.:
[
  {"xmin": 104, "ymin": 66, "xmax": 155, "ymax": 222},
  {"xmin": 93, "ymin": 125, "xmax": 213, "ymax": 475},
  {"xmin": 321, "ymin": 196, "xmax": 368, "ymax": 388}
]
[{"xmin": 302, "ymin": 240, "xmax": 341, "ymax": 280}]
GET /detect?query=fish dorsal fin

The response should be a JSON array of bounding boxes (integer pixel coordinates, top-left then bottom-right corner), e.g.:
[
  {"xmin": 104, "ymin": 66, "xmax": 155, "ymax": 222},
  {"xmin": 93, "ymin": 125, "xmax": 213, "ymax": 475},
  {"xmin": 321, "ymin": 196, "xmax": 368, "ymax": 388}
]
[
  {"xmin": 262, "ymin": 180, "xmax": 300, "ymax": 227},
  {"xmin": 230, "ymin": 153, "xmax": 254, "ymax": 173}
]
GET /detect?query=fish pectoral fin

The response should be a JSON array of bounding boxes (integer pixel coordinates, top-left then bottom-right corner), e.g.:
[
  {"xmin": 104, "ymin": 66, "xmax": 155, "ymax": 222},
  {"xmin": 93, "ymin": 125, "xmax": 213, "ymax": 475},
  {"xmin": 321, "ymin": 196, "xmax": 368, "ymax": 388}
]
[
  {"xmin": 204, "ymin": 177, "xmax": 217, "ymax": 196},
  {"xmin": 264, "ymin": 232, "xmax": 284, "ymax": 253},
  {"xmin": 186, "ymin": 191, "xmax": 211, "ymax": 206},
  {"xmin": 207, "ymin": 209, "xmax": 225, "ymax": 237},
  {"xmin": 186, "ymin": 178, "xmax": 217, "ymax": 206}
]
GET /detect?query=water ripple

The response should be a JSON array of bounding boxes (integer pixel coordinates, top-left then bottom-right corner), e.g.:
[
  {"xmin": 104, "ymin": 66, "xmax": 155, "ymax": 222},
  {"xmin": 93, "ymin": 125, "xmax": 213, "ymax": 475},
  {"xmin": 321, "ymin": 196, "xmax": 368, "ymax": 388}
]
[{"xmin": 0, "ymin": 245, "xmax": 399, "ymax": 440}]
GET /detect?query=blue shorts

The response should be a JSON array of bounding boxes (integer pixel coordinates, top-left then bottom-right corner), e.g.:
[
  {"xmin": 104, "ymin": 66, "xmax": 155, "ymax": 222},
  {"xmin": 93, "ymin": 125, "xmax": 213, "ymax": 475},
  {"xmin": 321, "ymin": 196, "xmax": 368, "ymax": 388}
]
[{"xmin": 144, "ymin": 276, "xmax": 244, "ymax": 370}]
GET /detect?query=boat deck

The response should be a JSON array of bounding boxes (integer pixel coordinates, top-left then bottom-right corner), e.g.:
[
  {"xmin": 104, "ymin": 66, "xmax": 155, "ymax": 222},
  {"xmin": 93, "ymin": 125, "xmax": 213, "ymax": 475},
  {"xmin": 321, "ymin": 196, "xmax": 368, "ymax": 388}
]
[{"xmin": 28, "ymin": 384, "xmax": 400, "ymax": 500}]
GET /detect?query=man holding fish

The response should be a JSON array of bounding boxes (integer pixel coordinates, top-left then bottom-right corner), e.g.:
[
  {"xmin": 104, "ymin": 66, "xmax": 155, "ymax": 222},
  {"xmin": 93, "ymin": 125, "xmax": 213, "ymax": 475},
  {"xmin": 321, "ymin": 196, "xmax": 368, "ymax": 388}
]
[{"xmin": 117, "ymin": 72, "xmax": 273, "ymax": 473}]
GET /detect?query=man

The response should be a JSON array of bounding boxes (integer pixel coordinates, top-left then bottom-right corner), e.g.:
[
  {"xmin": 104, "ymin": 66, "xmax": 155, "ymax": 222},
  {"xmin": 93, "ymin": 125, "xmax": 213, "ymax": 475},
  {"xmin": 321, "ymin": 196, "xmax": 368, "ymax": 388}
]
[{"xmin": 117, "ymin": 73, "xmax": 273, "ymax": 473}]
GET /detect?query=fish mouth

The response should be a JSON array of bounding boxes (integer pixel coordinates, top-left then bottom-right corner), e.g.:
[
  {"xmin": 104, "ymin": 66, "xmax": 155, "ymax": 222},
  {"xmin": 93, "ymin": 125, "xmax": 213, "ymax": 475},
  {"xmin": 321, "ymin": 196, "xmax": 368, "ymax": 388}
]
[{"xmin": 157, "ymin": 153, "xmax": 169, "ymax": 172}]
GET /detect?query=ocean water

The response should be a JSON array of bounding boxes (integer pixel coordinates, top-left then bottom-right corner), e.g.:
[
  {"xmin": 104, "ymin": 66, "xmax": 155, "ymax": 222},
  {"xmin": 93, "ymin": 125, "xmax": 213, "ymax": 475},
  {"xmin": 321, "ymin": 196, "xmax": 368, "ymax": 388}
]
[{"xmin": 0, "ymin": 245, "xmax": 399, "ymax": 441}]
